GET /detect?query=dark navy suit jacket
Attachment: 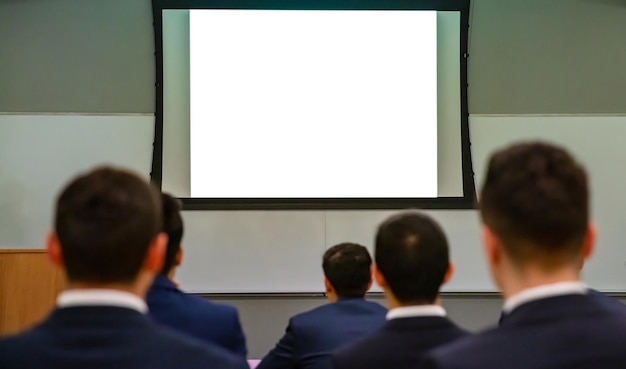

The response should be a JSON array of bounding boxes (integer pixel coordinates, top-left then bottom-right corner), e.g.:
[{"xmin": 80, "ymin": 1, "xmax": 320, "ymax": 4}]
[
  {"xmin": 422, "ymin": 294, "xmax": 626, "ymax": 369},
  {"xmin": 146, "ymin": 275, "xmax": 247, "ymax": 357},
  {"xmin": 146, "ymin": 276, "xmax": 247, "ymax": 358},
  {"xmin": 333, "ymin": 315, "xmax": 469, "ymax": 369},
  {"xmin": 0, "ymin": 306, "xmax": 249, "ymax": 369},
  {"xmin": 257, "ymin": 298, "xmax": 387, "ymax": 369}
]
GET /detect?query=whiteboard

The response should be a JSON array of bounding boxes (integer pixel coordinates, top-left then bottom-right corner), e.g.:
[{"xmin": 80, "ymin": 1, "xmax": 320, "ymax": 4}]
[
  {"xmin": 0, "ymin": 114, "xmax": 154, "ymax": 250},
  {"xmin": 2, "ymin": 114, "xmax": 625, "ymax": 293},
  {"xmin": 178, "ymin": 115, "xmax": 626, "ymax": 293}
]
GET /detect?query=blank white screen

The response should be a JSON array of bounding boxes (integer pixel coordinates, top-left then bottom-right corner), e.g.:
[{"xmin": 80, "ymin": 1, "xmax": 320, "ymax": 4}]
[{"xmin": 190, "ymin": 10, "xmax": 437, "ymax": 198}]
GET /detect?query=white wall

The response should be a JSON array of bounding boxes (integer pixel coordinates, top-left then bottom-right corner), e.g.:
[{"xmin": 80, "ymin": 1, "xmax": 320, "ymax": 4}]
[
  {"xmin": 5, "ymin": 115, "xmax": 621, "ymax": 293},
  {"xmin": 0, "ymin": 114, "xmax": 154, "ymax": 249}
]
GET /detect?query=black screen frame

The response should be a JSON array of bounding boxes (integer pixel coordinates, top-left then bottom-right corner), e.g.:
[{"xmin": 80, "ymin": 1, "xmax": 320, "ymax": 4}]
[{"xmin": 151, "ymin": 0, "xmax": 474, "ymax": 210}]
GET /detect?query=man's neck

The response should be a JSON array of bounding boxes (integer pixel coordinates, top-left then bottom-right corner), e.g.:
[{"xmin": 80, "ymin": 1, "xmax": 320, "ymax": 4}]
[
  {"xmin": 500, "ymin": 267, "xmax": 581, "ymax": 300},
  {"xmin": 68, "ymin": 282, "xmax": 145, "ymax": 299},
  {"xmin": 386, "ymin": 293, "xmax": 440, "ymax": 310},
  {"xmin": 326, "ymin": 291, "xmax": 339, "ymax": 303}
]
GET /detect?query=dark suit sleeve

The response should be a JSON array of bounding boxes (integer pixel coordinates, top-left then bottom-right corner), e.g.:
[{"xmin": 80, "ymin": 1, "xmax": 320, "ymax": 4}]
[
  {"xmin": 331, "ymin": 350, "xmax": 349, "ymax": 369},
  {"xmin": 418, "ymin": 355, "xmax": 442, "ymax": 369},
  {"xmin": 201, "ymin": 343, "xmax": 251, "ymax": 369},
  {"xmin": 256, "ymin": 319, "xmax": 298, "ymax": 369},
  {"xmin": 230, "ymin": 309, "xmax": 248, "ymax": 358}
]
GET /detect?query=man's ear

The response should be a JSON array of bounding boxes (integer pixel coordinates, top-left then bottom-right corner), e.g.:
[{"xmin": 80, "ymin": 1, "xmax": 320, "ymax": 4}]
[
  {"xmin": 482, "ymin": 225, "xmax": 501, "ymax": 266},
  {"xmin": 366, "ymin": 266, "xmax": 374, "ymax": 291},
  {"xmin": 46, "ymin": 232, "xmax": 64, "ymax": 269},
  {"xmin": 582, "ymin": 223, "xmax": 596, "ymax": 261},
  {"xmin": 442, "ymin": 262, "xmax": 455, "ymax": 285},
  {"xmin": 145, "ymin": 233, "xmax": 168, "ymax": 273},
  {"xmin": 175, "ymin": 246, "xmax": 184, "ymax": 267},
  {"xmin": 373, "ymin": 265, "xmax": 387, "ymax": 289},
  {"xmin": 579, "ymin": 223, "xmax": 596, "ymax": 270},
  {"xmin": 323, "ymin": 276, "xmax": 333, "ymax": 293}
]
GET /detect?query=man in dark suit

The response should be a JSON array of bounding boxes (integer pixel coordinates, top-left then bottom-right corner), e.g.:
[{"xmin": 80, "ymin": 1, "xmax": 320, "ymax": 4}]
[
  {"xmin": 0, "ymin": 167, "xmax": 248, "ymax": 369},
  {"xmin": 257, "ymin": 243, "xmax": 386, "ymax": 369},
  {"xmin": 422, "ymin": 142, "xmax": 626, "ymax": 369},
  {"xmin": 146, "ymin": 193, "xmax": 247, "ymax": 357},
  {"xmin": 332, "ymin": 212, "xmax": 469, "ymax": 369}
]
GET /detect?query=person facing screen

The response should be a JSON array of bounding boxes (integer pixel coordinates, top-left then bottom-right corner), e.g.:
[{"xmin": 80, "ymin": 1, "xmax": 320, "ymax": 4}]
[
  {"xmin": 422, "ymin": 142, "xmax": 626, "ymax": 369},
  {"xmin": 0, "ymin": 167, "xmax": 248, "ymax": 369},
  {"xmin": 146, "ymin": 193, "xmax": 247, "ymax": 357},
  {"xmin": 256, "ymin": 243, "xmax": 386, "ymax": 369},
  {"xmin": 333, "ymin": 212, "xmax": 469, "ymax": 369}
]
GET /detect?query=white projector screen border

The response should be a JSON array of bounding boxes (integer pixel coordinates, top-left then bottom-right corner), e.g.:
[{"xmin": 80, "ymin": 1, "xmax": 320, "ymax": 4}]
[{"xmin": 151, "ymin": 0, "xmax": 474, "ymax": 210}]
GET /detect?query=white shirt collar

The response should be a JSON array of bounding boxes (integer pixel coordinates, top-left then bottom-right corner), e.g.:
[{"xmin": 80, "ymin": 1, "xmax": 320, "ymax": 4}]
[
  {"xmin": 503, "ymin": 281, "xmax": 588, "ymax": 313},
  {"xmin": 57, "ymin": 289, "xmax": 148, "ymax": 313},
  {"xmin": 386, "ymin": 305, "xmax": 446, "ymax": 320}
]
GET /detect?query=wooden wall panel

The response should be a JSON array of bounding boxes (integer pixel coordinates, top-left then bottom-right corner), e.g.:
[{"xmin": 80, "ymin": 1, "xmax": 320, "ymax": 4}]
[{"xmin": 0, "ymin": 250, "xmax": 65, "ymax": 336}]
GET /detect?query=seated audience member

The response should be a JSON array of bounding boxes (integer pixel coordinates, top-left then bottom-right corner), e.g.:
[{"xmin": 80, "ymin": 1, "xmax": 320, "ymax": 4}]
[
  {"xmin": 0, "ymin": 167, "xmax": 248, "ymax": 369},
  {"xmin": 422, "ymin": 142, "xmax": 626, "ymax": 369},
  {"xmin": 333, "ymin": 212, "xmax": 469, "ymax": 369},
  {"xmin": 147, "ymin": 193, "xmax": 247, "ymax": 357},
  {"xmin": 257, "ymin": 243, "xmax": 386, "ymax": 369}
]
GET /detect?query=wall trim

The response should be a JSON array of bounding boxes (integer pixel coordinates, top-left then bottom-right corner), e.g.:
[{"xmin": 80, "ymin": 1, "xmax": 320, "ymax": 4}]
[
  {"xmin": 0, "ymin": 112, "xmax": 154, "ymax": 116},
  {"xmin": 195, "ymin": 291, "xmax": 626, "ymax": 299},
  {"xmin": 470, "ymin": 113, "xmax": 626, "ymax": 118}
]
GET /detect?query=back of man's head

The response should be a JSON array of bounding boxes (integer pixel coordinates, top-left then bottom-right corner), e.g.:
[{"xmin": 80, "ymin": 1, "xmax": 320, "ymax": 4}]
[
  {"xmin": 480, "ymin": 141, "xmax": 589, "ymax": 269},
  {"xmin": 322, "ymin": 243, "xmax": 372, "ymax": 299},
  {"xmin": 54, "ymin": 167, "xmax": 162, "ymax": 284},
  {"xmin": 159, "ymin": 193, "xmax": 184, "ymax": 276},
  {"xmin": 375, "ymin": 212, "xmax": 450, "ymax": 305}
]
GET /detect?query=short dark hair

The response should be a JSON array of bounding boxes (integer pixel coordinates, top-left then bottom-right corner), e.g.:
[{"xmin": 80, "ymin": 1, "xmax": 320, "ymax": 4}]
[
  {"xmin": 322, "ymin": 243, "xmax": 372, "ymax": 298},
  {"xmin": 159, "ymin": 193, "xmax": 184, "ymax": 275},
  {"xmin": 375, "ymin": 212, "xmax": 449, "ymax": 304},
  {"xmin": 480, "ymin": 141, "xmax": 589, "ymax": 266},
  {"xmin": 55, "ymin": 167, "xmax": 162, "ymax": 284}
]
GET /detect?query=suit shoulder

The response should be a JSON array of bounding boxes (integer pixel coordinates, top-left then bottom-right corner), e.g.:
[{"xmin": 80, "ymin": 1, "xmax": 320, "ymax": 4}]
[
  {"xmin": 296, "ymin": 299, "xmax": 385, "ymax": 317},
  {"xmin": 364, "ymin": 300, "xmax": 388, "ymax": 313},
  {"xmin": 0, "ymin": 328, "xmax": 45, "ymax": 362},
  {"xmin": 426, "ymin": 326, "xmax": 497, "ymax": 365},
  {"xmin": 289, "ymin": 301, "xmax": 350, "ymax": 324},
  {"xmin": 588, "ymin": 289, "xmax": 626, "ymax": 313},
  {"xmin": 0, "ymin": 319, "xmax": 247, "ymax": 369},
  {"xmin": 0, "ymin": 319, "xmax": 63, "ymax": 351},
  {"xmin": 290, "ymin": 303, "xmax": 333, "ymax": 321},
  {"xmin": 334, "ymin": 327, "xmax": 382, "ymax": 360},
  {"xmin": 151, "ymin": 283, "xmax": 235, "ymax": 315},
  {"xmin": 448, "ymin": 320, "xmax": 472, "ymax": 337}
]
